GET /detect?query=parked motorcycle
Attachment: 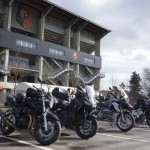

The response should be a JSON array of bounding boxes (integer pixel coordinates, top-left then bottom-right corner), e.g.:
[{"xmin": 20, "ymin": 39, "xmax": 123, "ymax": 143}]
[
  {"xmin": 0, "ymin": 77, "xmax": 61, "ymax": 145},
  {"xmin": 0, "ymin": 69, "xmax": 8, "ymax": 77},
  {"xmin": 51, "ymin": 84, "xmax": 98, "ymax": 139},
  {"xmin": 92, "ymin": 86, "xmax": 134, "ymax": 132},
  {"xmin": 132, "ymin": 98, "xmax": 150, "ymax": 126}
]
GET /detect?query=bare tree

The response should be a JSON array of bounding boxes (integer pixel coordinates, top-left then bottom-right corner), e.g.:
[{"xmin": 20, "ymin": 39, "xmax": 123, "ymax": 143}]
[
  {"xmin": 108, "ymin": 74, "xmax": 118, "ymax": 87},
  {"xmin": 9, "ymin": 52, "xmax": 25, "ymax": 95},
  {"xmin": 141, "ymin": 67, "xmax": 150, "ymax": 97}
]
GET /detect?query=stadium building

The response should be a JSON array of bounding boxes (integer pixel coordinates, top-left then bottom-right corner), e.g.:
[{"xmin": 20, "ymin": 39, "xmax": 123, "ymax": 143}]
[{"xmin": 0, "ymin": 0, "xmax": 110, "ymax": 100}]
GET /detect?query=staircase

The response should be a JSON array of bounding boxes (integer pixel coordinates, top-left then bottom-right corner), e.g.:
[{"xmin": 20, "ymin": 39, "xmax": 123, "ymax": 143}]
[
  {"xmin": 47, "ymin": 66, "xmax": 73, "ymax": 79},
  {"xmin": 51, "ymin": 58, "xmax": 63, "ymax": 69},
  {"xmin": 85, "ymin": 66, "xmax": 94, "ymax": 75},
  {"xmin": 76, "ymin": 71, "xmax": 105, "ymax": 84}
]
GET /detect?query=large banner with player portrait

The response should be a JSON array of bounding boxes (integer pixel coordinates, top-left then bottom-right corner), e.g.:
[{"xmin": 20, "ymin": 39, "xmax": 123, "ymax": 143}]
[
  {"xmin": 16, "ymin": 5, "xmax": 32, "ymax": 28},
  {"xmin": 11, "ymin": 2, "xmax": 39, "ymax": 34}
]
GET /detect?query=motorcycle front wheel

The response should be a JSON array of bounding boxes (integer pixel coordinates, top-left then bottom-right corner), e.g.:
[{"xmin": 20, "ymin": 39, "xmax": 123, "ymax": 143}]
[
  {"xmin": 33, "ymin": 117, "xmax": 61, "ymax": 145},
  {"xmin": 75, "ymin": 116, "xmax": 98, "ymax": 139},
  {"xmin": 117, "ymin": 112, "xmax": 134, "ymax": 132}
]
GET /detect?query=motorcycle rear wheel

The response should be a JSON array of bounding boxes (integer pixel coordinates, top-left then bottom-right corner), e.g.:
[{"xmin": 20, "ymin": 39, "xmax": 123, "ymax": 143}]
[
  {"xmin": 33, "ymin": 117, "xmax": 61, "ymax": 145},
  {"xmin": 117, "ymin": 112, "xmax": 134, "ymax": 132},
  {"xmin": 146, "ymin": 118, "xmax": 150, "ymax": 126},
  {"xmin": 0, "ymin": 117, "xmax": 15, "ymax": 135},
  {"xmin": 135, "ymin": 115, "xmax": 145, "ymax": 123},
  {"xmin": 75, "ymin": 116, "xmax": 98, "ymax": 139}
]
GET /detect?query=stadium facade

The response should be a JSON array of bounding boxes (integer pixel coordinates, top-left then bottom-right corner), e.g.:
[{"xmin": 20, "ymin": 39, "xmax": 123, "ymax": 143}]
[{"xmin": 0, "ymin": 0, "xmax": 110, "ymax": 99}]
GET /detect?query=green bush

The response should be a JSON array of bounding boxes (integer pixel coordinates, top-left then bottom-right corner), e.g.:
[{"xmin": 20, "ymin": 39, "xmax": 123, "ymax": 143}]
[{"xmin": 0, "ymin": 103, "xmax": 5, "ymax": 108}]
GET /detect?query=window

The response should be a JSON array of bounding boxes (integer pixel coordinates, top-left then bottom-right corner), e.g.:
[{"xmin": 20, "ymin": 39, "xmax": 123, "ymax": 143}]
[
  {"xmin": 16, "ymin": 40, "xmax": 37, "ymax": 49},
  {"xmin": 49, "ymin": 48, "xmax": 65, "ymax": 57},
  {"xmin": 83, "ymin": 57, "xmax": 95, "ymax": 64}
]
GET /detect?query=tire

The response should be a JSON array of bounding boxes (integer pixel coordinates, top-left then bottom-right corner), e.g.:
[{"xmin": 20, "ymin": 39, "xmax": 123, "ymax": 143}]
[
  {"xmin": 75, "ymin": 116, "xmax": 98, "ymax": 139},
  {"xmin": 0, "ymin": 117, "xmax": 15, "ymax": 135},
  {"xmin": 146, "ymin": 118, "xmax": 150, "ymax": 126},
  {"xmin": 33, "ymin": 117, "xmax": 61, "ymax": 145},
  {"xmin": 117, "ymin": 112, "xmax": 134, "ymax": 132}
]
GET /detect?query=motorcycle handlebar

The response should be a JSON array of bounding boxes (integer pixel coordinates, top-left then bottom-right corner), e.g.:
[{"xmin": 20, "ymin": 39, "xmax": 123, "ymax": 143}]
[{"xmin": 32, "ymin": 85, "xmax": 43, "ymax": 92}]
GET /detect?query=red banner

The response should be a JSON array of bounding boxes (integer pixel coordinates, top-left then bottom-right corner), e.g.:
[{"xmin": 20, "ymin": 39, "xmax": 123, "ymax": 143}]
[{"xmin": 0, "ymin": 86, "xmax": 3, "ymax": 91}]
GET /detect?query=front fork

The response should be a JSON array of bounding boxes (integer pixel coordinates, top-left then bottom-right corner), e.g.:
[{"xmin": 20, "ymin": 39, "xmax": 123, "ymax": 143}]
[
  {"xmin": 83, "ymin": 110, "xmax": 88, "ymax": 125},
  {"xmin": 42, "ymin": 97, "xmax": 48, "ymax": 131},
  {"xmin": 120, "ymin": 107, "xmax": 125, "ymax": 121}
]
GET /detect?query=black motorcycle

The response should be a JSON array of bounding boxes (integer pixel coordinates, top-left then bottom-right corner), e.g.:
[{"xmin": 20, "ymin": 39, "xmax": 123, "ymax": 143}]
[
  {"xmin": 51, "ymin": 85, "xmax": 98, "ymax": 139},
  {"xmin": 92, "ymin": 86, "xmax": 134, "ymax": 132},
  {"xmin": 0, "ymin": 69, "xmax": 8, "ymax": 77},
  {"xmin": 0, "ymin": 77, "xmax": 61, "ymax": 145},
  {"xmin": 132, "ymin": 98, "xmax": 150, "ymax": 126}
]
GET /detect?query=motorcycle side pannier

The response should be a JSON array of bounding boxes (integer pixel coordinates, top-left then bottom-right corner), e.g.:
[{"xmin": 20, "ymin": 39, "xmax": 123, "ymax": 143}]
[
  {"xmin": 52, "ymin": 87, "xmax": 69, "ymax": 101},
  {"xmin": 26, "ymin": 88, "xmax": 37, "ymax": 98}
]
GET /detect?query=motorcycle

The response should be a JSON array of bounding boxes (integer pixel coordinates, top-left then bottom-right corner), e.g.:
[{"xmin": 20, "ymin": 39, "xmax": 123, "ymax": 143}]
[
  {"xmin": 0, "ymin": 77, "xmax": 61, "ymax": 145},
  {"xmin": 0, "ymin": 69, "xmax": 9, "ymax": 77},
  {"xmin": 51, "ymin": 84, "xmax": 98, "ymax": 139},
  {"xmin": 92, "ymin": 86, "xmax": 134, "ymax": 132},
  {"xmin": 132, "ymin": 98, "xmax": 150, "ymax": 126}
]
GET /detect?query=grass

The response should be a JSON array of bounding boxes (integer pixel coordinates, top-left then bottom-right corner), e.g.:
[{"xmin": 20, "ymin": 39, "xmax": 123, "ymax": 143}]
[
  {"xmin": 0, "ymin": 103, "xmax": 5, "ymax": 108},
  {"xmin": 0, "ymin": 103, "xmax": 11, "ymax": 108}
]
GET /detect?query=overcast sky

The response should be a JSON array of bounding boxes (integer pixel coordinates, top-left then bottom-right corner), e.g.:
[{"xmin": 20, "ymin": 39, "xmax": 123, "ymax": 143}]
[{"xmin": 48, "ymin": 0, "xmax": 150, "ymax": 89}]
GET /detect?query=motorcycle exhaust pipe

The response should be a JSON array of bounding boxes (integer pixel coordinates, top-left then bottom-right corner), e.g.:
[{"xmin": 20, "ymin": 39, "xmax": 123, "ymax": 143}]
[{"xmin": 6, "ymin": 115, "xmax": 34, "ymax": 133}]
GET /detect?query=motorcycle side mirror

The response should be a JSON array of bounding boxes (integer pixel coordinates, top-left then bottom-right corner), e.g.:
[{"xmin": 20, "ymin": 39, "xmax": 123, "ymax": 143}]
[
  {"xmin": 76, "ymin": 85, "xmax": 84, "ymax": 93},
  {"xmin": 38, "ymin": 76, "xmax": 43, "ymax": 83},
  {"xmin": 112, "ymin": 86, "xmax": 119, "ymax": 92},
  {"xmin": 109, "ymin": 87, "xmax": 112, "ymax": 91}
]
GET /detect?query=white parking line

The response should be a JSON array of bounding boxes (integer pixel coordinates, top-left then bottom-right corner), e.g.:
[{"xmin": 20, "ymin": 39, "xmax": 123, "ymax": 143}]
[
  {"xmin": 97, "ymin": 133, "xmax": 149, "ymax": 143},
  {"xmin": 0, "ymin": 134, "xmax": 54, "ymax": 150}
]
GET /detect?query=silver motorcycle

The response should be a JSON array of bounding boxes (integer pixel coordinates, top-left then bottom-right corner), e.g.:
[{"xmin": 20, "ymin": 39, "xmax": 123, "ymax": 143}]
[{"xmin": 92, "ymin": 86, "xmax": 134, "ymax": 132}]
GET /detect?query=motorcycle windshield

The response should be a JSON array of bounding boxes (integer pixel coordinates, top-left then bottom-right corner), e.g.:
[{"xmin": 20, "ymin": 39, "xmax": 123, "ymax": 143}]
[{"xmin": 85, "ymin": 85, "xmax": 96, "ymax": 108}]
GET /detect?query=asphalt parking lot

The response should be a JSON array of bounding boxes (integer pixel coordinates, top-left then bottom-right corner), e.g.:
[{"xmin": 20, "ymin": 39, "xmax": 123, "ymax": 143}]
[{"xmin": 1, "ymin": 122, "xmax": 150, "ymax": 150}]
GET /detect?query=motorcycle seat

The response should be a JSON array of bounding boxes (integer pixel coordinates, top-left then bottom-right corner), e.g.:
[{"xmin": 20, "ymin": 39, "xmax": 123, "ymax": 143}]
[
  {"xmin": 6, "ymin": 95, "xmax": 19, "ymax": 107},
  {"xmin": 97, "ymin": 102, "xmax": 105, "ymax": 107}
]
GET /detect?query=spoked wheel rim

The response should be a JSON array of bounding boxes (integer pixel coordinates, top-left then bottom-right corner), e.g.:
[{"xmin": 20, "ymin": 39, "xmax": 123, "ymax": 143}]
[
  {"xmin": 118, "ymin": 113, "xmax": 133, "ymax": 129},
  {"xmin": 75, "ymin": 116, "xmax": 98, "ymax": 139},
  {"xmin": 79, "ymin": 120, "xmax": 94, "ymax": 135},
  {"xmin": 38, "ymin": 120, "xmax": 55, "ymax": 138},
  {"xmin": 34, "ymin": 118, "xmax": 61, "ymax": 145}
]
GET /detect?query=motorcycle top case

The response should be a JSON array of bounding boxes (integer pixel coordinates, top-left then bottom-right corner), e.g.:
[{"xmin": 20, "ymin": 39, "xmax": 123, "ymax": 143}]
[
  {"xmin": 26, "ymin": 88, "xmax": 37, "ymax": 98},
  {"xmin": 52, "ymin": 87, "xmax": 69, "ymax": 101}
]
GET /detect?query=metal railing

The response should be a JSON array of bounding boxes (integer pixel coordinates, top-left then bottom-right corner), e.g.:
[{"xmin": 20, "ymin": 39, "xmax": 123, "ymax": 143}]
[
  {"xmin": 8, "ymin": 62, "xmax": 39, "ymax": 72},
  {"xmin": 47, "ymin": 65, "xmax": 73, "ymax": 79},
  {"xmin": 77, "ymin": 71, "xmax": 105, "ymax": 84}
]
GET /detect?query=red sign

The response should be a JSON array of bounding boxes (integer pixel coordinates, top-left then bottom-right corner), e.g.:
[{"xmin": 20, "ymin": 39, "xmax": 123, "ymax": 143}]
[
  {"xmin": 0, "ymin": 86, "xmax": 3, "ymax": 91},
  {"xmin": 73, "ymin": 52, "xmax": 78, "ymax": 60}
]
